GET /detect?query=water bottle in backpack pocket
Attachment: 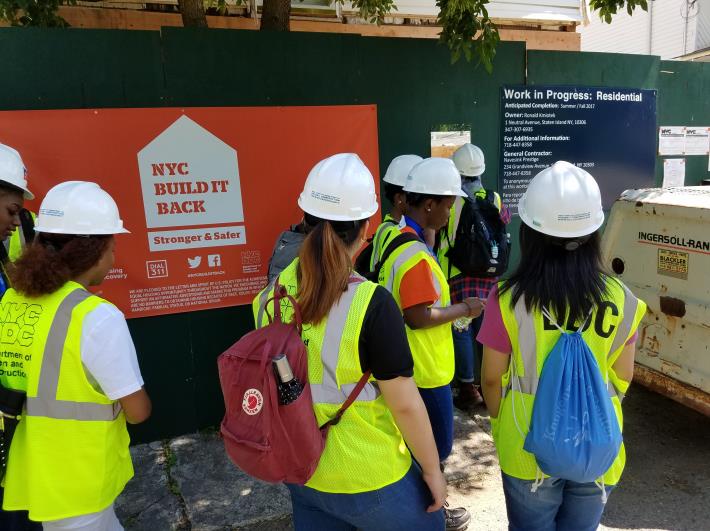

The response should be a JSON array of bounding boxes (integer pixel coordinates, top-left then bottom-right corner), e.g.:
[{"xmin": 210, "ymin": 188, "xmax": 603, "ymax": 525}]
[{"xmin": 521, "ymin": 307, "xmax": 622, "ymax": 486}]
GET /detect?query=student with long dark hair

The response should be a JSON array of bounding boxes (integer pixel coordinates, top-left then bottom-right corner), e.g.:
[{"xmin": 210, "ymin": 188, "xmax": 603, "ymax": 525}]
[
  {"xmin": 254, "ymin": 153, "xmax": 446, "ymax": 530},
  {"xmin": 1, "ymin": 181, "xmax": 151, "ymax": 530},
  {"xmin": 479, "ymin": 162, "xmax": 646, "ymax": 530}
]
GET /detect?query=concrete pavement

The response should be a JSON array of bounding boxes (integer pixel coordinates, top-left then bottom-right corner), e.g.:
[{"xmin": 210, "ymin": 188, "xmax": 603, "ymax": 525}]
[{"xmin": 116, "ymin": 384, "xmax": 710, "ymax": 530}]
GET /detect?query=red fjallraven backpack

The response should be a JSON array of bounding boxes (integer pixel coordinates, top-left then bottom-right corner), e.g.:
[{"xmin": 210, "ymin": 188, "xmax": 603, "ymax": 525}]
[{"xmin": 217, "ymin": 281, "xmax": 370, "ymax": 484}]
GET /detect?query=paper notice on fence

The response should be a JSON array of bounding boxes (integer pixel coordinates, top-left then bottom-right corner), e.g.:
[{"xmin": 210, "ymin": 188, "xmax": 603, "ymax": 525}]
[
  {"xmin": 659, "ymin": 126, "xmax": 686, "ymax": 155},
  {"xmin": 662, "ymin": 158, "xmax": 685, "ymax": 188},
  {"xmin": 684, "ymin": 127, "xmax": 710, "ymax": 155}
]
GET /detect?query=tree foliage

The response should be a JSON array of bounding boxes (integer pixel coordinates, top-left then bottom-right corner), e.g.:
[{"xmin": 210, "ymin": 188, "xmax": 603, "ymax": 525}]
[
  {"xmin": 0, "ymin": 0, "xmax": 75, "ymax": 26},
  {"xmin": 437, "ymin": 0, "xmax": 499, "ymax": 72},
  {"xmin": 589, "ymin": 0, "xmax": 647, "ymax": 23},
  {"xmin": 332, "ymin": 0, "xmax": 396, "ymax": 24},
  {"xmin": 0, "ymin": 0, "xmax": 649, "ymax": 73}
]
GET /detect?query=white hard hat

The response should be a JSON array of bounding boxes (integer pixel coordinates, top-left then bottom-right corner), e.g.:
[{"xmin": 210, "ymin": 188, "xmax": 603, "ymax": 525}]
[
  {"xmin": 404, "ymin": 157, "xmax": 466, "ymax": 197},
  {"xmin": 518, "ymin": 161, "xmax": 604, "ymax": 238},
  {"xmin": 298, "ymin": 153, "xmax": 379, "ymax": 221},
  {"xmin": 35, "ymin": 181, "xmax": 130, "ymax": 235},
  {"xmin": 0, "ymin": 144, "xmax": 34, "ymax": 200},
  {"xmin": 452, "ymin": 143, "xmax": 485, "ymax": 177},
  {"xmin": 383, "ymin": 154, "xmax": 423, "ymax": 186}
]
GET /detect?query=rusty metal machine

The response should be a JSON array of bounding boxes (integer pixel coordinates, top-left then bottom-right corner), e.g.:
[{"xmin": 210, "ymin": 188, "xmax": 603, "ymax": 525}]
[{"xmin": 602, "ymin": 187, "xmax": 710, "ymax": 416}]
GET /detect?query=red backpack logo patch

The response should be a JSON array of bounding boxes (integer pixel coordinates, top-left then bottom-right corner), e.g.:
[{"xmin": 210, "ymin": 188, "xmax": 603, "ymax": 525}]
[{"xmin": 242, "ymin": 389, "xmax": 263, "ymax": 415}]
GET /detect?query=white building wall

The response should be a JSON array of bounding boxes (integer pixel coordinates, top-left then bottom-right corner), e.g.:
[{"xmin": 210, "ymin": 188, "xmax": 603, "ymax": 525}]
[
  {"xmin": 696, "ymin": 0, "xmax": 710, "ymax": 50},
  {"xmin": 580, "ymin": 0, "xmax": 704, "ymax": 59},
  {"xmin": 342, "ymin": 0, "xmax": 583, "ymax": 23}
]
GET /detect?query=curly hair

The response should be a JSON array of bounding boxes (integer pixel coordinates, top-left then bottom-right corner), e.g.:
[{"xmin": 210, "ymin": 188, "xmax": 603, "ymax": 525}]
[{"xmin": 9, "ymin": 233, "xmax": 112, "ymax": 297}]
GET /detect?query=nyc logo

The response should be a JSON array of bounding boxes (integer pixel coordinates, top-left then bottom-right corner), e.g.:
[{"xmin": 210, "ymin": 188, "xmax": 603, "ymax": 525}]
[{"xmin": 0, "ymin": 303, "xmax": 43, "ymax": 347}]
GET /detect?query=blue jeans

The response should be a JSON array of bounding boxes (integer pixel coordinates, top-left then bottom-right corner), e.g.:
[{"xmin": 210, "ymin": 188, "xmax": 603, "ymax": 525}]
[
  {"xmin": 501, "ymin": 473, "xmax": 615, "ymax": 531},
  {"xmin": 452, "ymin": 315, "xmax": 483, "ymax": 384},
  {"xmin": 286, "ymin": 465, "xmax": 444, "ymax": 530},
  {"xmin": 418, "ymin": 385, "xmax": 454, "ymax": 462}
]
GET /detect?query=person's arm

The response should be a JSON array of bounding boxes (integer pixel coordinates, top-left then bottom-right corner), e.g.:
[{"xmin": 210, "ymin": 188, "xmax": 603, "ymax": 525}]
[
  {"xmin": 81, "ymin": 304, "xmax": 151, "ymax": 424},
  {"xmin": 403, "ymin": 297, "xmax": 484, "ymax": 330},
  {"xmin": 612, "ymin": 342, "xmax": 636, "ymax": 384},
  {"xmin": 379, "ymin": 377, "xmax": 447, "ymax": 512},
  {"xmin": 358, "ymin": 287, "xmax": 445, "ymax": 511},
  {"xmin": 481, "ymin": 346, "xmax": 510, "ymax": 418},
  {"xmin": 120, "ymin": 388, "xmax": 152, "ymax": 424}
]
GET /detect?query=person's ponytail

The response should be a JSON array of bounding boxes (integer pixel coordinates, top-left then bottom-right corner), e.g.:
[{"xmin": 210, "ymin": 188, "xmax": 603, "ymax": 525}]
[{"xmin": 296, "ymin": 215, "xmax": 366, "ymax": 324}]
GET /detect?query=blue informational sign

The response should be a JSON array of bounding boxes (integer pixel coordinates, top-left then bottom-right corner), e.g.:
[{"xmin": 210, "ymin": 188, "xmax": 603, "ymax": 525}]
[{"xmin": 499, "ymin": 85, "xmax": 657, "ymax": 213}]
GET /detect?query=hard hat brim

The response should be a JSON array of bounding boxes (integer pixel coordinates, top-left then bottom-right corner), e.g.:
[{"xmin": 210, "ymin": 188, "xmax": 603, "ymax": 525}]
[
  {"xmin": 33, "ymin": 226, "xmax": 131, "ymax": 235},
  {"xmin": 518, "ymin": 207, "xmax": 605, "ymax": 238},
  {"xmin": 298, "ymin": 196, "xmax": 378, "ymax": 222}
]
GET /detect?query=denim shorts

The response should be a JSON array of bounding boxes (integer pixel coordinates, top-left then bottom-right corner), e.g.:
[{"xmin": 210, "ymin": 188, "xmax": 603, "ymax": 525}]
[
  {"xmin": 286, "ymin": 465, "xmax": 444, "ymax": 531},
  {"xmin": 418, "ymin": 385, "xmax": 454, "ymax": 462},
  {"xmin": 502, "ymin": 473, "xmax": 615, "ymax": 531}
]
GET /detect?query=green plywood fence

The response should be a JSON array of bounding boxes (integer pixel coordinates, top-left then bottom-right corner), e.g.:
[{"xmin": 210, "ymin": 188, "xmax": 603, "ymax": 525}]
[{"xmin": 0, "ymin": 27, "xmax": 708, "ymax": 442}]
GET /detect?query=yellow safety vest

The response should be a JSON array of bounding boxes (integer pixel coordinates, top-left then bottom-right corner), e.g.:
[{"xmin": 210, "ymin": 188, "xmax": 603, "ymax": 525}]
[
  {"xmin": 368, "ymin": 214, "xmax": 402, "ymax": 271},
  {"xmin": 253, "ymin": 259, "xmax": 411, "ymax": 493},
  {"xmin": 437, "ymin": 190, "xmax": 502, "ymax": 280},
  {"xmin": 491, "ymin": 277, "xmax": 647, "ymax": 485},
  {"xmin": 0, "ymin": 210, "xmax": 36, "ymax": 295},
  {"xmin": 377, "ymin": 233, "xmax": 454, "ymax": 388},
  {"xmin": 8, "ymin": 210, "xmax": 36, "ymax": 263},
  {"xmin": 1, "ymin": 282, "xmax": 133, "ymax": 521}
]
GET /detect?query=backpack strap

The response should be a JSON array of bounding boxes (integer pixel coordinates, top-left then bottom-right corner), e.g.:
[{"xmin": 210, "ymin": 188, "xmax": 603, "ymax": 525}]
[
  {"xmin": 264, "ymin": 276, "xmax": 303, "ymax": 334},
  {"xmin": 320, "ymin": 370, "xmax": 372, "ymax": 429},
  {"xmin": 371, "ymin": 232, "xmax": 420, "ymax": 280},
  {"xmin": 541, "ymin": 306, "xmax": 565, "ymax": 333}
]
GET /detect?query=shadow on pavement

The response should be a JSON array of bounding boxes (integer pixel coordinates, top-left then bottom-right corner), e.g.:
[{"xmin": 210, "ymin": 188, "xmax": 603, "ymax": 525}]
[{"xmin": 601, "ymin": 384, "xmax": 710, "ymax": 531}]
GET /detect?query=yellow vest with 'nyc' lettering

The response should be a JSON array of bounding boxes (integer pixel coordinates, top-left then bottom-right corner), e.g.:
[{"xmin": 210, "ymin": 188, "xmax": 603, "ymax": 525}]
[{"xmin": 0, "ymin": 282, "xmax": 133, "ymax": 521}]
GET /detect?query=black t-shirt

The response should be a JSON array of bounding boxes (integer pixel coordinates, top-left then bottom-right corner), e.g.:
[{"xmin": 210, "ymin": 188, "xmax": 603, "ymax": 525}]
[{"xmin": 358, "ymin": 285, "xmax": 414, "ymax": 380}]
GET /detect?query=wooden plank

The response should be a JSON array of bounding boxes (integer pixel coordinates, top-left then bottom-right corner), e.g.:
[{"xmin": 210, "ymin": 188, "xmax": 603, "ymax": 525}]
[
  {"xmin": 634, "ymin": 363, "xmax": 710, "ymax": 417},
  {"xmin": 56, "ymin": 6, "xmax": 580, "ymax": 50}
]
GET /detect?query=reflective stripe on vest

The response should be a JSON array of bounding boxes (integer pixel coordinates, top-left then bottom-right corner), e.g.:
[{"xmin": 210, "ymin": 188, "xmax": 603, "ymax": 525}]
[
  {"xmin": 253, "ymin": 260, "xmax": 380, "ymax": 406},
  {"xmin": 369, "ymin": 219, "xmax": 398, "ymax": 271},
  {"xmin": 25, "ymin": 289, "xmax": 122, "ymax": 421},
  {"xmin": 379, "ymin": 237, "xmax": 454, "ymax": 387},
  {"xmin": 492, "ymin": 280, "xmax": 646, "ymax": 485},
  {"xmin": 252, "ymin": 258, "xmax": 411, "ymax": 493},
  {"xmin": 255, "ymin": 278, "xmax": 276, "ymax": 326},
  {"xmin": 502, "ymin": 290, "xmax": 639, "ymax": 402},
  {"xmin": 382, "ymin": 240, "xmax": 446, "ymax": 310},
  {"xmin": 1, "ymin": 282, "xmax": 134, "ymax": 521},
  {"xmin": 310, "ymin": 278, "xmax": 380, "ymax": 405}
]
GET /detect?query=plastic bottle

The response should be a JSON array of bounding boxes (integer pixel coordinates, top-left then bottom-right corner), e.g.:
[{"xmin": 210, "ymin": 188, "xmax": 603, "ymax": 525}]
[{"xmin": 272, "ymin": 354, "xmax": 304, "ymax": 405}]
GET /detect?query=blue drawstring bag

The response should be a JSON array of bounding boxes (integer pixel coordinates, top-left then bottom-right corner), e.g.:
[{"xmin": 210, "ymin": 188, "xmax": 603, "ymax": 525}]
[{"xmin": 522, "ymin": 308, "xmax": 622, "ymax": 485}]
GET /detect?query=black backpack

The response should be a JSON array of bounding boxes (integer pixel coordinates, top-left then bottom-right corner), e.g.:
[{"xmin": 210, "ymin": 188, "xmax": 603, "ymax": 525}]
[
  {"xmin": 355, "ymin": 232, "xmax": 420, "ymax": 282},
  {"xmin": 446, "ymin": 191, "xmax": 509, "ymax": 278}
]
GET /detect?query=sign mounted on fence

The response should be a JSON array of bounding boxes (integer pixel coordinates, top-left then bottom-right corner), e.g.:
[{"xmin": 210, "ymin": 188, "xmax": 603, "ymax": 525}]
[
  {"xmin": 499, "ymin": 85, "xmax": 657, "ymax": 213},
  {"xmin": 0, "ymin": 105, "xmax": 379, "ymax": 318}
]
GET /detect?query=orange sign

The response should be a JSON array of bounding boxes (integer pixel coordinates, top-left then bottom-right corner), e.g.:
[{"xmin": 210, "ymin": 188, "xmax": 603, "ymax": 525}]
[{"xmin": 0, "ymin": 106, "xmax": 380, "ymax": 318}]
